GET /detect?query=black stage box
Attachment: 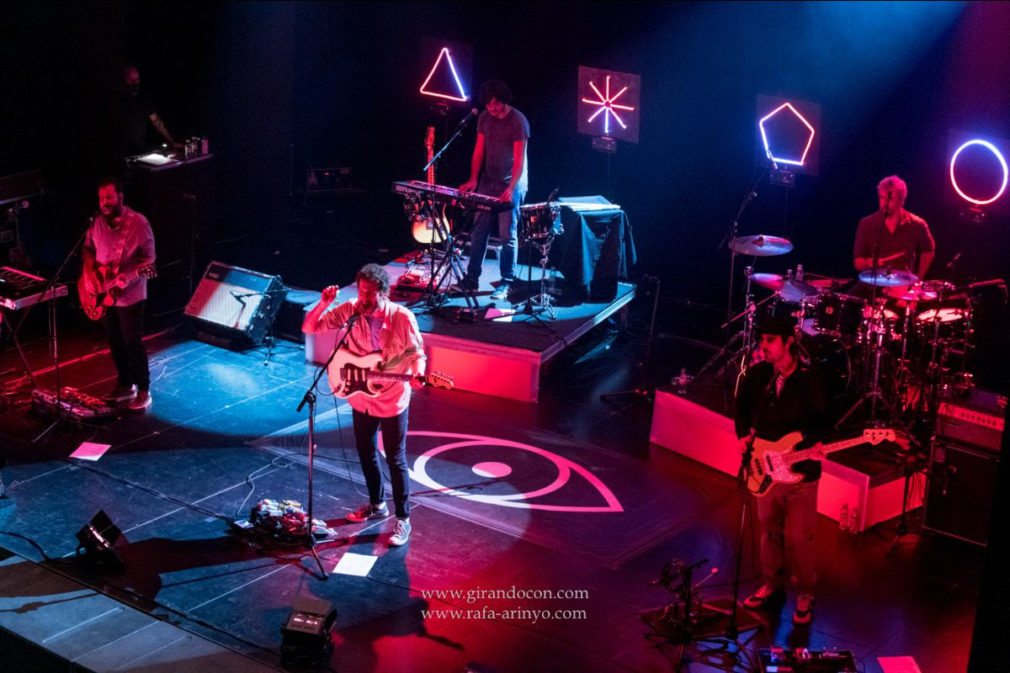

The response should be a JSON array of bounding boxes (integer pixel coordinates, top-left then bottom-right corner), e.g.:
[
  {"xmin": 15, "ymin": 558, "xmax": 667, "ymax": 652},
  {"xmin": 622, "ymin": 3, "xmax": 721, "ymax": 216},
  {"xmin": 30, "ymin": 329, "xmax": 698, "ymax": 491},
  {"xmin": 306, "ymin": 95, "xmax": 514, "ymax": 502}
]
[
  {"xmin": 184, "ymin": 261, "xmax": 284, "ymax": 349},
  {"xmin": 923, "ymin": 438, "xmax": 999, "ymax": 546}
]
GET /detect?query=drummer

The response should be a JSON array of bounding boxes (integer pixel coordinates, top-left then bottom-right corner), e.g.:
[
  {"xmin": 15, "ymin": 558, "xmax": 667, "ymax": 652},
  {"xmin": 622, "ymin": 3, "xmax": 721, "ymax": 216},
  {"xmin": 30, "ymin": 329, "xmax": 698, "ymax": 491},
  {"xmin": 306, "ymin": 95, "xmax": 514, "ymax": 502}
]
[{"xmin": 853, "ymin": 175, "xmax": 935, "ymax": 289}]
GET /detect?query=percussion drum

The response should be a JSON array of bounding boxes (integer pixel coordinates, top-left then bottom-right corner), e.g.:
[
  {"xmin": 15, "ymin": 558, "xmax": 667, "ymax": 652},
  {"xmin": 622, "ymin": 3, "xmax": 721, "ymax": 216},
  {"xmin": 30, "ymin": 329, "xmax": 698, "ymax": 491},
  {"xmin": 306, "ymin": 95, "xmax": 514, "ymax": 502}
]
[
  {"xmin": 810, "ymin": 293, "xmax": 866, "ymax": 339},
  {"xmin": 915, "ymin": 306, "xmax": 971, "ymax": 346},
  {"xmin": 519, "ymin": 202, "xmax": 563, "ymax": 241}
]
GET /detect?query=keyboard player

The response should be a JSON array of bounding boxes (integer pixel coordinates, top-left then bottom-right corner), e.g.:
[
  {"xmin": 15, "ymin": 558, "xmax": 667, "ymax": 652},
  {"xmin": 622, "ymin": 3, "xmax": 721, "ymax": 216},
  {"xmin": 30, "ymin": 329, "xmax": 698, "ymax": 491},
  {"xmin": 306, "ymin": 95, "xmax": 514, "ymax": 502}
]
[{"xmin": 457, "ymin": 80, "xmax": 529, "ymax": 303}]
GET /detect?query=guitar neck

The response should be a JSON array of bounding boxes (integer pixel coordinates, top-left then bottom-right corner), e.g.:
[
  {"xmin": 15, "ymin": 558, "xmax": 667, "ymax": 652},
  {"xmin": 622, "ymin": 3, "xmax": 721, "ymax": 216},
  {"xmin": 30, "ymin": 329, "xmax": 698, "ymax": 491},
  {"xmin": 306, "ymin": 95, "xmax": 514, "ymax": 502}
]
[
  {"xmin": 782, "ymin": 436, "xmax": 873, "ymax": 465},
  {"xmin": 367, "ymin": 371, "xmax": 416, "ymax": 385}
]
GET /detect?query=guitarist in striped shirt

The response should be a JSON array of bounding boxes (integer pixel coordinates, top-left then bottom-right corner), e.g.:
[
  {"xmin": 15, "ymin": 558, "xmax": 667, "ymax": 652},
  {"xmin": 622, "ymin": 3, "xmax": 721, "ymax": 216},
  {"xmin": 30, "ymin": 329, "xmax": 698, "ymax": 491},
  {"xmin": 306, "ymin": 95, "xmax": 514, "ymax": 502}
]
[{"xmin": 734, "ymin": 315, "xmax": 828, "ymax": 627}]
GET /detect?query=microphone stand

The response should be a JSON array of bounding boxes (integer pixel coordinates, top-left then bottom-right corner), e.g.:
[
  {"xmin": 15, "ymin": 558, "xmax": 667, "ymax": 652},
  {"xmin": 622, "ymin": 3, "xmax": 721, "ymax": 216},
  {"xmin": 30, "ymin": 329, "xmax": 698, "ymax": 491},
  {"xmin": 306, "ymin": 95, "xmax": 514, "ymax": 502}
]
[
  {"xmin": 720, "ymin": 175, "xmax": 762, "ymax": 321},
  {"xmin": 423, "ymin": 112, "xmax": 475, "ymax": 174},
  {"xmin": 295, "ymin": 310, "xmax": 359, "ymax": 579},
  {"xmin": 32, "ymin": 220, "xmax": 91, "ymax": 443}
]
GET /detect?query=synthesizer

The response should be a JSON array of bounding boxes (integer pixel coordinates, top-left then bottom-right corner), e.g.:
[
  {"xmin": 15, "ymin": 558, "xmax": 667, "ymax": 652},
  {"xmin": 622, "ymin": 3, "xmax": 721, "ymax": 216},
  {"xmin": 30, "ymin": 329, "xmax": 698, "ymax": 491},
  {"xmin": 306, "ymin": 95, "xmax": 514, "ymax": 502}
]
[
  {"xmin": 0, "ymin": 266, "xmax": 68, "ymax": 311},
  {"xmin": 392, "ymin": 180, "xmax": 512, "ymax": 212}
]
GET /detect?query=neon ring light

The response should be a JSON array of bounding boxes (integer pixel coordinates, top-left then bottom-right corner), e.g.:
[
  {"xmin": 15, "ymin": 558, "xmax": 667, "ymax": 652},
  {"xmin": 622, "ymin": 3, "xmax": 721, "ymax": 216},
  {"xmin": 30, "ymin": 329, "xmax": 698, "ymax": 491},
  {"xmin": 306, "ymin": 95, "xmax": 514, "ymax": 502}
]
[{"xmin": 949, "ymin": 139, "xmax": 1008, "ymax": 206}]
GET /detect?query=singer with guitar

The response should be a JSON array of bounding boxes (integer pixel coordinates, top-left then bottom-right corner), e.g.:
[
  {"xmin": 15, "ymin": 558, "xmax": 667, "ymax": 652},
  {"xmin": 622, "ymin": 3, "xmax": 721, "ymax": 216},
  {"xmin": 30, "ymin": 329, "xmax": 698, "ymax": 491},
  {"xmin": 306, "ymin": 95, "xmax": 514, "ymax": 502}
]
[
  {"xmin": 734, "ymin": 315, "xmax": 828, "ymax": 627},
  {"xmin": 302, "ymin": 263, "xmax": 426, "ymax": 547},
  {"xmin": 81, "ymin": 177, "xmax": 156, "ymax": 411}
]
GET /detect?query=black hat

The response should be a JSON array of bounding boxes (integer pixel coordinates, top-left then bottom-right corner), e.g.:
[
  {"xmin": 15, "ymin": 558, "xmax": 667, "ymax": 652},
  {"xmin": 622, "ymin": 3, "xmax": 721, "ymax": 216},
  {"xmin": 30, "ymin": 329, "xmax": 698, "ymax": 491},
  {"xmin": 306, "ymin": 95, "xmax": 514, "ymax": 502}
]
[{"xmin": 754, "ymin": 314, "xmax": 797, "ymax": 338}]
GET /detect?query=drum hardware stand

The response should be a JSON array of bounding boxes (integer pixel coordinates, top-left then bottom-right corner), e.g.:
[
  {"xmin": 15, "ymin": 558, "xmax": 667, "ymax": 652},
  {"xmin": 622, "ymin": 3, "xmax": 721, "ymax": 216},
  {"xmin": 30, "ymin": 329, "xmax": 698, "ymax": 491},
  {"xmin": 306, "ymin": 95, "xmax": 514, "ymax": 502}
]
[
  {"xmin": 521, "ymin": 232, "xmax": 557, "ymax": 320},
  {"xmin": 835, "ymin": 310, "xmax": 895, "ymax": 429},
  {"xmin": 697, "ymin": 267, "xmax": 769, "ymax": 396},
  {"xmin": 718, "ymin": 174, "xmax": 762, "ymax": 321}
]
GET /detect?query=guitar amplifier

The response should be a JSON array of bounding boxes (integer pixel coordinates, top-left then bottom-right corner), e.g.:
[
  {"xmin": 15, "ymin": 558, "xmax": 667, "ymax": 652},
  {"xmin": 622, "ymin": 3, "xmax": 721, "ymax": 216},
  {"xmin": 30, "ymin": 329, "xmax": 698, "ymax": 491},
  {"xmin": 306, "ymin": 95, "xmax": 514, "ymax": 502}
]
[
  {"xmin": 936, "ymin": 388, "xmax": 1006, "ymax": 453},
  {"xmin": 184, "ymin": 262, "xmax": 285, "ymax": 349}
]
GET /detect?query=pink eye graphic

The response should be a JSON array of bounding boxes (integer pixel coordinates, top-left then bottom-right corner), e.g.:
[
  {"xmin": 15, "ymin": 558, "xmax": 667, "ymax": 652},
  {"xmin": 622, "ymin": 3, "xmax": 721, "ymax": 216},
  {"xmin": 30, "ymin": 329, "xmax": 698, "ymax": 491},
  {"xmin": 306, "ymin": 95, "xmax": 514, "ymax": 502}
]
[{"xmin": 397, "ymin": 431, "xmax": 623, "ymax": 513}]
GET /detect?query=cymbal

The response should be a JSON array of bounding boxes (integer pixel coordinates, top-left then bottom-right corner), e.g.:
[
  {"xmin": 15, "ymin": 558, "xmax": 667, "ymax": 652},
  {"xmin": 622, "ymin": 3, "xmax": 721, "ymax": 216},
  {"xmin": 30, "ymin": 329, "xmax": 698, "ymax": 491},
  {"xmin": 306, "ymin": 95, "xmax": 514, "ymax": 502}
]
[
  {"xmin": 780, "ymin": 279, "xmax": 820, "ymax": 303},
  {"xmin": 750, "ymin": 272, "xmax": 784, "ymax": 291},
  {"xmin": 891, "ymin": 284, "xmax": 938, "ymax": 303},
  {"xmin": 729, "ymin": 234, "xmax": 793, "ymax": 257},
  {"xmin": 858, "ymin": 269, "xmax": 918, "ymax": 288}
]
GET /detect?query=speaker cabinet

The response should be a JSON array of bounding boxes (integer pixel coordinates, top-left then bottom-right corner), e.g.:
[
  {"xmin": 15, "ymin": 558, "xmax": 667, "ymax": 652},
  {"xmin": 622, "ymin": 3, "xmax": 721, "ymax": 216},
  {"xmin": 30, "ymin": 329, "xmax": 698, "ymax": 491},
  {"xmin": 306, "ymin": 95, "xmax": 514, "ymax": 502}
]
[
  {"xmin": 184, "ymin": 262, "xmax": 284, "ymax": 349},
  {"xmin": 923, "ymin": 438, "xmax": 999, "ymax": 546}
]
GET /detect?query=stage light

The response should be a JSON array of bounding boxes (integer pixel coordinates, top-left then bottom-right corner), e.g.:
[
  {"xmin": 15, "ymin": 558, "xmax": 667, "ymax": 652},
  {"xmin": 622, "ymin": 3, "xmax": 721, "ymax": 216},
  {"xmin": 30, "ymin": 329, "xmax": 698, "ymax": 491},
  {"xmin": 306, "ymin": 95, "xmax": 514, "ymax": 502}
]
[
  {"xmin": 75, "ymin": 510, "xmax": 125, "ymax": 572},
  {"xmin": 419, "ymin": 47, "xmax": 469, "ymax": 103},
  {"xmin": 755, "ymin": 95, "xmax": 821, "ymax": 181},
  {"xmin": 759, "ymin": 103, "xmax": 815, "ymax": 168},
  {"xmin": 949, "ymin": 139, "xmax": 1009, "ymax": 207},
  {"xmin": 577, "ymin": 66, "xmax": 641, "ymax": 146},
  {"xmin": 281, "ymin": 595, "xmax": 336, "ymax": 666}
]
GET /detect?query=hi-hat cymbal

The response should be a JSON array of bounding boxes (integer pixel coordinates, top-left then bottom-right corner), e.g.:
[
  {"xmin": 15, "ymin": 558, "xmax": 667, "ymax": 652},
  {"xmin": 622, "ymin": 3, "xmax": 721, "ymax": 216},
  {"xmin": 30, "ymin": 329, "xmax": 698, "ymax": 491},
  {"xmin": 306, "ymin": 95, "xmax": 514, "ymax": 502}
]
[
  {"xmin": 729, "ymin": 234, "xmax": 793, "ymax": 257},
  {"xmin": 750, "ymin": 272, "xmax": 784, "ymax": 291},
  {"xmin": 858, "ymin": 269, "xmax": 918, "ymax": 288}
]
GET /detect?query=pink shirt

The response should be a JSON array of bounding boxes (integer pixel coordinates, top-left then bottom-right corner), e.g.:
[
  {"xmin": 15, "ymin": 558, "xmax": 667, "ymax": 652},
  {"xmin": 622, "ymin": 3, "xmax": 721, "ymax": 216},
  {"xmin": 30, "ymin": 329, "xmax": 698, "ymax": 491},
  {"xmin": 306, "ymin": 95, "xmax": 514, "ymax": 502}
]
[
  {"xmin": 320, "ymin": 299, "xmax": 425, "ymax": 417},
  {"xmin": 82, "ymin": 206, "xmax": 156, "ymax": 306}
]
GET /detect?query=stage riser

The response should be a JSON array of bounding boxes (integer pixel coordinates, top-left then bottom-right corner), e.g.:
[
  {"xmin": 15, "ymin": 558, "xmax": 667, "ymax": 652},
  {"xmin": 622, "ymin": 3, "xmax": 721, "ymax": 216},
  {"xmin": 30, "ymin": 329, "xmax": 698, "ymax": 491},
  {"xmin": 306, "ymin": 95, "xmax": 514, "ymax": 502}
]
[{"xmin": 650, "ymin": 389, "xmax": 922, "ymax": 530}]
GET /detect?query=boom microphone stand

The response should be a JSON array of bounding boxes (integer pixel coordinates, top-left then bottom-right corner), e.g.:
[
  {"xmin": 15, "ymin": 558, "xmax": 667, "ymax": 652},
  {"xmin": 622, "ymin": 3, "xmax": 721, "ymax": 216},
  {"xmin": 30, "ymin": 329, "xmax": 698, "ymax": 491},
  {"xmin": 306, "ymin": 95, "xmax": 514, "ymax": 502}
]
[{"xmin": 295, "ymin": 311, "xmax": 360, "ymax": 579}]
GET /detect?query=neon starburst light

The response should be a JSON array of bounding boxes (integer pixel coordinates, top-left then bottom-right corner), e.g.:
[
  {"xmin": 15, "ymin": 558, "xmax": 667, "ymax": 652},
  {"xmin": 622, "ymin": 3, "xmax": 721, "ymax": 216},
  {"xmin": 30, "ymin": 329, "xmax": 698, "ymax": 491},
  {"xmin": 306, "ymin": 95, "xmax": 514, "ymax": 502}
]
[{"xmin": 581, "ymin": 76, "xmax": 635, "ymax": 136}]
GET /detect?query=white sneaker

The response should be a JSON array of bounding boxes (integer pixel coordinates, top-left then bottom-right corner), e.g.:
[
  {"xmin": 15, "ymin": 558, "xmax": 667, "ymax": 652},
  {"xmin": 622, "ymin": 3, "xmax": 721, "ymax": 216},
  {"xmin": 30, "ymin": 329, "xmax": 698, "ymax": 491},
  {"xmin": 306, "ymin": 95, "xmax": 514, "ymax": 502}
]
[{"xmin": 389, "ymin": 517, "xmax": 411, "ymax": 546}]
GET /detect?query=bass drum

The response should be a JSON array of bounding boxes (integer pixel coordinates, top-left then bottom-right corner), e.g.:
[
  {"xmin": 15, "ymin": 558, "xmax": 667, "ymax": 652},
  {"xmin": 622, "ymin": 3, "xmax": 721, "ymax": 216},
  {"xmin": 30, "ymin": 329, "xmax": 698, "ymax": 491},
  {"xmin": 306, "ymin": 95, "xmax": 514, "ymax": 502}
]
[{"xmin": 798, "ymin": 334, "xmax": 854, "ymax": 406}]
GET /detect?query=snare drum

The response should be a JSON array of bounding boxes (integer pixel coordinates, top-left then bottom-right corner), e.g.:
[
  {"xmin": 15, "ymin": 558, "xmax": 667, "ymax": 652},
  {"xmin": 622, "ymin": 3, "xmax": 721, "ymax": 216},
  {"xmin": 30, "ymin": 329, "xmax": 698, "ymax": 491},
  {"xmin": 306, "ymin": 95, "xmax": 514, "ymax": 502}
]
[
  {"xmin": 810, "ymin": 293, "xmax": 865, "ymax": 338},
  {"xmin": 519, "ymin": 202, "xmax": 563, "ymax": 240},
  {"xmin": 915, "ymin": 306, "xmax": 970, "ymax": 344}
]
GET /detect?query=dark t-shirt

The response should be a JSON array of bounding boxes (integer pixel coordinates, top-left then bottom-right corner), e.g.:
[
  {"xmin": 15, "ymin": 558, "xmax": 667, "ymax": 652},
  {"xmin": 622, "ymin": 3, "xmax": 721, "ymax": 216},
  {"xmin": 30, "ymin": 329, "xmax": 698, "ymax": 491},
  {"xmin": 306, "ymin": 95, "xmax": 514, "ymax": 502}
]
[
  {"xmin": 122, "ymin": 92, "xmax": 156, "ymax": 156},
  {"xmin": 477, "ymin": 106, "xmax": 529, "ymax": 191},
  {"xmin": 853, "ymin": 210, "xmax": 935, "ymax": 274},
  {"xmin": 735, "ymin": 361, "xmax": 828, "ymax": 481}
]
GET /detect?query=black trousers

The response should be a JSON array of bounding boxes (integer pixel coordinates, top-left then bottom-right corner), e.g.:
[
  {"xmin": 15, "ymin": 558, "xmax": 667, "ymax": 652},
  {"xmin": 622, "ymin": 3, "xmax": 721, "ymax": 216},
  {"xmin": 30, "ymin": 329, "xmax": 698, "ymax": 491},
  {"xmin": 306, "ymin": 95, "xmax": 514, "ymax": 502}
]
[
  {"xmin": 104, "ymin": 300, "xmax": 150, "ymax": 390},
  {"xmin": 352, "ymin": 407, "xmax": 410, "ymax": 519}
]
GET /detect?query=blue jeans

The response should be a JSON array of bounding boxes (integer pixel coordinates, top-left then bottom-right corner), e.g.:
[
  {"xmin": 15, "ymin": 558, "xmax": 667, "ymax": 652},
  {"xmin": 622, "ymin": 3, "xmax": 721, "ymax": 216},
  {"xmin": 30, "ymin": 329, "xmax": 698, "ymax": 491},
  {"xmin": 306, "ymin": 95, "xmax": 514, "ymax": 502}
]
[
  {"xmin": 465, "ymin": 181, "xmax": 525, "ymax": 286},
  {"xmin": 352, "ymin": 407, "xmax": 410, "ymax": 519}
]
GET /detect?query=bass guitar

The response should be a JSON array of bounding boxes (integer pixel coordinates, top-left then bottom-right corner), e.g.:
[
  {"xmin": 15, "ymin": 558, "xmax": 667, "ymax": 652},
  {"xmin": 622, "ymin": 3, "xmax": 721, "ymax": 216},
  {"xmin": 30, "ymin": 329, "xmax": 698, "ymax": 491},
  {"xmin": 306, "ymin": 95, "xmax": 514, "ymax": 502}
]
[
  {"xmin": 78, "ymin": 263, "xmax": 157, "ymax": 321},
  {"xmin": 327, "ymin": 349, "xmax": 453, "ymax": 400},
  {"xmin": 746, "ymin": 428, "xmax": 897, "ymax": 497}
]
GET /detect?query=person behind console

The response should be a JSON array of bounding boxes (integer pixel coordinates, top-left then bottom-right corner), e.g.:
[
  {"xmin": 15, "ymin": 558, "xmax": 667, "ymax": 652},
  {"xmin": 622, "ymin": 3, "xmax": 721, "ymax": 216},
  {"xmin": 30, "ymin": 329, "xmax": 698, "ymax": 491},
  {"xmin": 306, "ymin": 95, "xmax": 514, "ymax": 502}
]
[
  {"xmin": 302, "ymin": 263, "xmax": 425, "ymax": 547},
  {"xmin": 734, "ymin": 315, "xmax": 828, "ymax": 627}
]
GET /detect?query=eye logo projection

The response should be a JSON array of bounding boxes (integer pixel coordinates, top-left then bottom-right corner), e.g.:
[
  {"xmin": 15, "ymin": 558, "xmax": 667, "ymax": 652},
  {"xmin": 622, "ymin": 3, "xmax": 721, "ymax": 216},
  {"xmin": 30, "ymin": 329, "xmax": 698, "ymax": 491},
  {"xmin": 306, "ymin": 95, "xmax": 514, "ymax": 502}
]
[{"xmin": 404, "ymin": 431, "xmax": 624, "ymax": 513}]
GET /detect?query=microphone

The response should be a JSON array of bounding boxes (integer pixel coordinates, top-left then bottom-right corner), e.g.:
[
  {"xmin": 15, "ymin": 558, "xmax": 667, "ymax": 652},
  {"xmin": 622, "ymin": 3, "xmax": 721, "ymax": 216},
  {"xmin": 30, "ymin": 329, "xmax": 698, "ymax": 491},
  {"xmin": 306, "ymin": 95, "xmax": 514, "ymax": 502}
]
[
  {"xmin": 546, "ymin": 186, "xmax": 560, "ymax": 203},
  {"xmin": 456, "ymin": 108, "xmax": 479, "ymax": 129},
  {"xmin": 945, "ymin": 251, "xmax": 962, "ymax": 271}
]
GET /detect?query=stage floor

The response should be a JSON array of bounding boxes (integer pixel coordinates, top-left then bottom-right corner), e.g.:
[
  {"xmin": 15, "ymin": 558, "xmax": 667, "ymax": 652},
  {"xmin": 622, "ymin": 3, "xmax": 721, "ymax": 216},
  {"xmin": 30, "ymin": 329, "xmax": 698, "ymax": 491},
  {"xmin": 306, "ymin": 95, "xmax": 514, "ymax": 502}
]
[{"xmin": 0, "ymin": 308, "xmax": 983, "ymax": 673}]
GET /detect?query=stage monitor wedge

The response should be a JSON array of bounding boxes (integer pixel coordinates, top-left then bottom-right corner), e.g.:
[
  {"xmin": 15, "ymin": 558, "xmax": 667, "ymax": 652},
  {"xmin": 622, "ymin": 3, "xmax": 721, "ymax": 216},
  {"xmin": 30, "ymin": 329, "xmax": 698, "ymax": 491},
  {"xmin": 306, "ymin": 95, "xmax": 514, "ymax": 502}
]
[{"xmin": 185, "ymin": 261, "xmax": 285, "ymax": 349}]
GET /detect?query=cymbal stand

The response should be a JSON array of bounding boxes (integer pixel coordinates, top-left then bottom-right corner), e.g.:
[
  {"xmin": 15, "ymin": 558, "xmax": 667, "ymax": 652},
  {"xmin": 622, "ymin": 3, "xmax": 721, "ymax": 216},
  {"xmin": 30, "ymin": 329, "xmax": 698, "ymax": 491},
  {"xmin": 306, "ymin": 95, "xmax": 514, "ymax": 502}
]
[{"xmin": 697, "ymin": 267, "xmax": 765, "ymax": 396}]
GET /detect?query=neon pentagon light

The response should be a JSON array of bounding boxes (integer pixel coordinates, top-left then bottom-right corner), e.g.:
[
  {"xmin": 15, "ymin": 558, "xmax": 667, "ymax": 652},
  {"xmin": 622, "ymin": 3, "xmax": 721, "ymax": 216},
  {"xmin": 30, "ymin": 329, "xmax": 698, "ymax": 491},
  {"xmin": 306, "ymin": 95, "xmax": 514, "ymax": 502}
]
[
  {"xmin": 759, "ymin": 102, "xmax": 816, "ymax": 167},
  {"xmin": 949, "ymin": 139, "xmax": 1009, "ymax": 206},
  {"xmin": 419, "ymin": 47, "xmax": 468, "ymax": 102},
  {"xmin": 581, "ymin": 75, "xmax": 635, "ymax": 136}
]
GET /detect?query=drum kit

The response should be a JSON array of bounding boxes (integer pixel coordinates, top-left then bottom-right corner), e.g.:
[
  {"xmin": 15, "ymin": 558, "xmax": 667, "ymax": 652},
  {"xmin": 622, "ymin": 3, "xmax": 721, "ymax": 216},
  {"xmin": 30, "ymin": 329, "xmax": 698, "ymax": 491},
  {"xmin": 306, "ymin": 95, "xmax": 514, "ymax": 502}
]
[{"xmin": 712, "ymin": 233, "xmax": 978, "ymax": 429}]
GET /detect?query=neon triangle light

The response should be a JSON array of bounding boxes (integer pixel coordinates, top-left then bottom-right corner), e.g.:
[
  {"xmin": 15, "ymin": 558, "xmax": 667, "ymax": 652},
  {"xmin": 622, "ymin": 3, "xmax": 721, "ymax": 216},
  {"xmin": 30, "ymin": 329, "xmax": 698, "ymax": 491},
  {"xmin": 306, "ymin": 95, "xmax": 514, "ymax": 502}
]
[{"xmin": 419, "ymin": 47, "xmax": 468, "ymax": 102}]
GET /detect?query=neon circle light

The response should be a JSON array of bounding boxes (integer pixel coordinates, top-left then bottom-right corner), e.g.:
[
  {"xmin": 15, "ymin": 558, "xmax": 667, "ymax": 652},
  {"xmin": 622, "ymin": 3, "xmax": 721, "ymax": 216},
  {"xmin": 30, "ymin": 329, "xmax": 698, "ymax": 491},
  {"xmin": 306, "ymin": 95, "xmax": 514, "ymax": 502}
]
[{"xmin": 949, "ymin": 139, "xmax": 1009, "ymax": 206}]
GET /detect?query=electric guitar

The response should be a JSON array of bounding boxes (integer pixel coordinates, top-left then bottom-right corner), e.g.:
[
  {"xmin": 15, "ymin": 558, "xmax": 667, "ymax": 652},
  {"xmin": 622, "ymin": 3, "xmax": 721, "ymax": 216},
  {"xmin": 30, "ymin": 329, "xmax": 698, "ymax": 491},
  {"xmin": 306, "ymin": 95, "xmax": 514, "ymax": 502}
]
[
  {"xmin": 327, "ymin": 349, "xmax": 453, "ymax": 400},
  {"xmin": 411, "ymin": 126, "xmax": 447, "ymax": 245},
  {"xmin": 78, "ymin": 263, "xmax": 157, "ymax": 321},
  {"xmin": 746, "ymin": 428, "xmax": 897, "ymax": 497}
]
